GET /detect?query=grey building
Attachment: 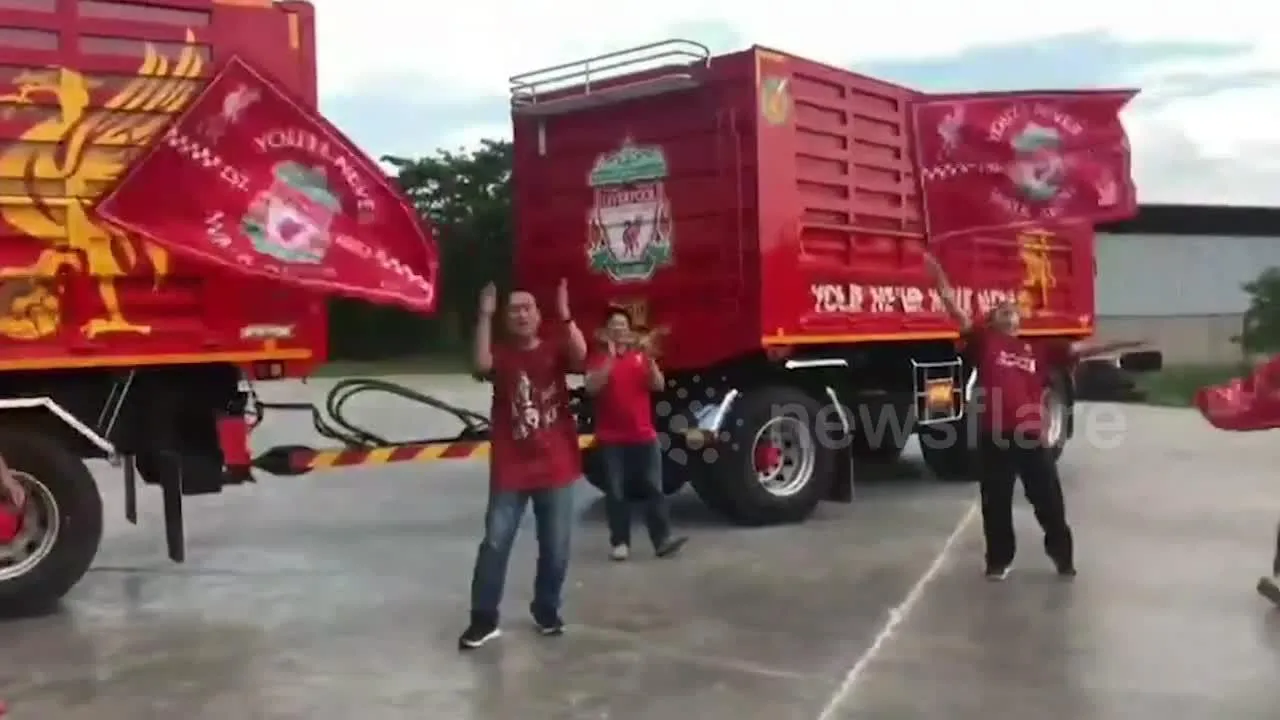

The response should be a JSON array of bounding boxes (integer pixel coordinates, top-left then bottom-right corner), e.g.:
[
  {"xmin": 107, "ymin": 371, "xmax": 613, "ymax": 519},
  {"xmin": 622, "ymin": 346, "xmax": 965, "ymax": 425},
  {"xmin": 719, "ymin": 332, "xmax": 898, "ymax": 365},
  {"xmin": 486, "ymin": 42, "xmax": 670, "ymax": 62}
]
[{"xmin": 1094, "ymin": 205, "xmax": 1280, "ymax": 365}]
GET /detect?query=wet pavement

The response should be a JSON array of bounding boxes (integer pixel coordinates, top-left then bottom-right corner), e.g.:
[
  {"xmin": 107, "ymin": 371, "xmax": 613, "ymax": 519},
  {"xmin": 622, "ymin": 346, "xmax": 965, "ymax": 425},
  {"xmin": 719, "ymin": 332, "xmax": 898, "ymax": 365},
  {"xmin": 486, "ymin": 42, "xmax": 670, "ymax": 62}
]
[{"xmin": 2, "ymin": 376, "xmax": 1278, "ymax": 719}]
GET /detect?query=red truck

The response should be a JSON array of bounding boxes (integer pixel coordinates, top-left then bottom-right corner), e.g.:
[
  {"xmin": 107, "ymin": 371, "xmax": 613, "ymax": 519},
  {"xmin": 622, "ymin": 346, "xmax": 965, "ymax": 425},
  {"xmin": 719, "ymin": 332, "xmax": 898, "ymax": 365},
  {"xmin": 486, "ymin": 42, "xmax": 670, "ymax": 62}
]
[
  {"xmin": 0, "ymin": 0, "xmax": 326, "ymax": 613},
  {"xmin": 509, "ymin": 41, "xmax": 1160, "ymax": 525}
]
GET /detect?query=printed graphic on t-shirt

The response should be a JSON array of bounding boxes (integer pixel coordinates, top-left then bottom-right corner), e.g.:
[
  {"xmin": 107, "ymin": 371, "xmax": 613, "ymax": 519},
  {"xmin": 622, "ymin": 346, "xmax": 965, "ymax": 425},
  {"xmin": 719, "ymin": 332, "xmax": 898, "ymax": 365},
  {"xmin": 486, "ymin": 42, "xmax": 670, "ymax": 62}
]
[
  {"xmin": 995, "ymin": 348, "xmax": 1036, "ymax": 374},
  {"xmin": 510, "ymin": 371, "xmax": 560, "ymax": 440}
]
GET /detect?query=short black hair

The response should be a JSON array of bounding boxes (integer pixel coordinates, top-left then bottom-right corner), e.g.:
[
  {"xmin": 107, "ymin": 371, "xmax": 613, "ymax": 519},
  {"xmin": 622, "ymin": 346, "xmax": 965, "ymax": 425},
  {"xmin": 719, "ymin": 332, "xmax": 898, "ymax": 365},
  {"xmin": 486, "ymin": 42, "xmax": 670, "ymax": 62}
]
[{"xmin": 603, "ymin": 306, "xmax": 632, "ymax": 326}]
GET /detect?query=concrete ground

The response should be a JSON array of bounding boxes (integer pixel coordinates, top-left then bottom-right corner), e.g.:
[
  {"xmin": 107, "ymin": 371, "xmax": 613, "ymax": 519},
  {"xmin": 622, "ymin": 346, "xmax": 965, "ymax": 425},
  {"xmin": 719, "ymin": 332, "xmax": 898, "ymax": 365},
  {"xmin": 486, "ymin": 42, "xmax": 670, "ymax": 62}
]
[{"xmin": 1, "ymin": 375, "xmax": 1278, "ymax": 719}]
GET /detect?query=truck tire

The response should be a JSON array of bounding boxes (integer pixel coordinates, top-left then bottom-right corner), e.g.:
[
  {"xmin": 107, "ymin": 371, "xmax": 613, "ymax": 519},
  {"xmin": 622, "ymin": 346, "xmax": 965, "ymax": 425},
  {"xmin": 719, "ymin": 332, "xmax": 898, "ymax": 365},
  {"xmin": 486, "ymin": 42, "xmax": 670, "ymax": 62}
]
[
  {"xmin": 582, "ymin": 446, "xmax": 689, "ymax": 499},
  {"xmin": 919, "ymin": 418, "xmax": 975, "ymax": 482},
  {"xmin": 0, "ymin": 427, "xmax": 103, "ymax": 617},
  {"xmin": 707, "ymin": 385, "xmax": 835, "ymax": 525},
  {"xmin": 848, "ymin": 399, "xmax": 910, "ymax": 463},
  {"xmin": 687, "ymin": 461, "xmax": 734, "ymax": 516}
]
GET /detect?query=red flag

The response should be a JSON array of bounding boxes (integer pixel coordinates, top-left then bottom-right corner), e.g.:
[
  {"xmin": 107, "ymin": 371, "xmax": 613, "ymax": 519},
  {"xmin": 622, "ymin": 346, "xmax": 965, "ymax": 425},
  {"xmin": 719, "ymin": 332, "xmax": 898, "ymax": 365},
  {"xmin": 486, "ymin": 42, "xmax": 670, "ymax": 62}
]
[
  {"xmin": 1195, "ymin": 356, "xmax": 1280, "ymax": 432},
  {"xmin": 912, "ymin": 90, "xmax": 1138, "ymax": 239},
  {"xmin": 95, "ymin": 57, "xmax": 438, "ymax": 314}
]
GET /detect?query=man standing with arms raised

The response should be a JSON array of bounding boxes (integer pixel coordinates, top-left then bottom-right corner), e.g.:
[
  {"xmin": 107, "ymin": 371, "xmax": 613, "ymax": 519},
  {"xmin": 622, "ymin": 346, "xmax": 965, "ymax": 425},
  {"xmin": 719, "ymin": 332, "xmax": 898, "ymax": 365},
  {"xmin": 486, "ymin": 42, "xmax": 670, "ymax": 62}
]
[
  {"xmin": 459, "ymin": 279, "xmax": 587, "ymax": 650},
  {"xmin": 585, "ymin": 307, "xmax": 687, "ymax": 561}
]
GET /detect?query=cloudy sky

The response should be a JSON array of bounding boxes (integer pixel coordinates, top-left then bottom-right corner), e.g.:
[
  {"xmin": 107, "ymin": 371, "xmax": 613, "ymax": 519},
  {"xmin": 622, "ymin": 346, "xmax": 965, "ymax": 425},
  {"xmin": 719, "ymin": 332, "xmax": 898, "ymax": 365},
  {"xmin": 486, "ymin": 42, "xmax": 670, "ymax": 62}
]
[{"xmin": 311, "ymin": 1, "xmax": 1279, "ymax": 206}]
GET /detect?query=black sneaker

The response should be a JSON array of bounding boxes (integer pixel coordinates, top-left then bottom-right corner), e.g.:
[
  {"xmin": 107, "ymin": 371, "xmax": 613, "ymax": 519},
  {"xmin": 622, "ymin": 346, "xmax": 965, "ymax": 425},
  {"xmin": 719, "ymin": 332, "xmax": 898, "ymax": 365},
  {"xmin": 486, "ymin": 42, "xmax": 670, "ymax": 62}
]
[
  {"xmin": 457, "ymin": 613, "xmax": 500, "ymax": 650},
  {"xmin": 984, "ymin": 564, "xmax": 1012, "ymax": 581},
  {"xmin": 655, "ymin": 536, "xmax": 688, "ymax": 558},
  {"xmin": 531, "ymin": 608, "xmax": 565, "ymax": 636},
  {"xmin": 1055, "ymin": 561, "xmax": 1077, "ymax": 579},
  {"xmin": 1257, "ymin": 576, "xmax": 1280, "ymax": 607}
]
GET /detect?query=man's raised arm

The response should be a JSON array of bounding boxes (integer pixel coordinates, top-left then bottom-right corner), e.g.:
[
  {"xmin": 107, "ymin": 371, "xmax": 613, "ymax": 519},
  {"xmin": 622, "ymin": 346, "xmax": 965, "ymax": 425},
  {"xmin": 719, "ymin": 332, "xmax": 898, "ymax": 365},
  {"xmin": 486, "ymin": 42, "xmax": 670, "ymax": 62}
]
[
  {"xmin": 474, "ymin": 283, "xmax": 497, "ymax": 377},
  {"xmin": 556, "ymin": 278, "xmax": 588, "ymax": 368},
  {"xmin": 922, "ymin": 248, "xmax": 971, "ymax": 332}
]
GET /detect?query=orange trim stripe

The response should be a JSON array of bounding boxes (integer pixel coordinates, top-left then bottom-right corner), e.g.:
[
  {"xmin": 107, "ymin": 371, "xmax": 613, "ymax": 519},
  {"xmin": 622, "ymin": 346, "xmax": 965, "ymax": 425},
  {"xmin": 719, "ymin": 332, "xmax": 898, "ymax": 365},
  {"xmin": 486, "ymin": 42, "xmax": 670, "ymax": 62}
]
[
  {"xmin": 762, "ymin": 327, "xmax": 1092, "ymax": 345},
  {"xmin": 0, "ymin": 349, "xmax": 312, "ymax": 372}
]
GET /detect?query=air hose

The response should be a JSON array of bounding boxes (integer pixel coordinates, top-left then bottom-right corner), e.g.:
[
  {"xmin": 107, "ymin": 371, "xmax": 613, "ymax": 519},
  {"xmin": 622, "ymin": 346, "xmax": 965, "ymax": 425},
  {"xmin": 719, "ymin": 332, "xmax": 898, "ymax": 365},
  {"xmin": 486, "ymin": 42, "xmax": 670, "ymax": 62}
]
[{"xmin": 246, "ymin": 376, "xmax": 491, "ymax": 449}]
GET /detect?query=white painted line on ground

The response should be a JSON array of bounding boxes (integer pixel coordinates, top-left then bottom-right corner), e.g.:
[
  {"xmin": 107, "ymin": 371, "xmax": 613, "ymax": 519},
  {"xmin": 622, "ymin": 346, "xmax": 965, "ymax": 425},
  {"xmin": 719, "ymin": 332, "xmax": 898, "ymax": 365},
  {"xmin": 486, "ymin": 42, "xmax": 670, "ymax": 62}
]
[{"xmin": 814, "ymin": 502, "xmax": 979, "ymax": 720}]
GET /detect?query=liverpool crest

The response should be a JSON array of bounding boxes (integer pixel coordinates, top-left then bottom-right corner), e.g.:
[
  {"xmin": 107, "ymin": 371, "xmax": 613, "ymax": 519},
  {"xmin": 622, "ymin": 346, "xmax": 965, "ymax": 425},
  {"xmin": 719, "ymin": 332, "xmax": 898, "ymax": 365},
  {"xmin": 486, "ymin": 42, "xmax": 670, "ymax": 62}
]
[
  {"xmin": 241, "ymin": 161, "xmax": 339, "ymax": 264},
  {"xmin": 586, "ymin": 140, "xmax": 673, "ymax": 283}
]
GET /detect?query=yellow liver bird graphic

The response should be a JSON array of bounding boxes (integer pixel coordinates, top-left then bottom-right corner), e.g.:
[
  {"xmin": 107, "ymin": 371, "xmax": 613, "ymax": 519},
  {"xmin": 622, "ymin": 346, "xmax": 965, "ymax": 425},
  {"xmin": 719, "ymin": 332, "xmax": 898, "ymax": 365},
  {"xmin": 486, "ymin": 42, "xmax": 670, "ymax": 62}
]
[
  {"xmin": 0, "ymin": 30, "xmax": 203, "ymax": 339},
  {"xmin": 1016, "ymin": 229, "xmax": 1058, "ymax": 317}
]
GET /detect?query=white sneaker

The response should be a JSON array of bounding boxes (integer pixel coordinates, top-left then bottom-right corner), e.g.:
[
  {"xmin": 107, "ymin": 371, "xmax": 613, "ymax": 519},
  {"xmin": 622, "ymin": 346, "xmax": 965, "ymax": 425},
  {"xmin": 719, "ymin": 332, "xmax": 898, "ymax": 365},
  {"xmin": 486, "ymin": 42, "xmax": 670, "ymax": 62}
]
[
  {"xmin": 984, "ymin": 564, "xmax": 1012, "ymax": 581},
  {"xmin": 610, "ymin": 545, "xmax": 629, "ymax": 561}
]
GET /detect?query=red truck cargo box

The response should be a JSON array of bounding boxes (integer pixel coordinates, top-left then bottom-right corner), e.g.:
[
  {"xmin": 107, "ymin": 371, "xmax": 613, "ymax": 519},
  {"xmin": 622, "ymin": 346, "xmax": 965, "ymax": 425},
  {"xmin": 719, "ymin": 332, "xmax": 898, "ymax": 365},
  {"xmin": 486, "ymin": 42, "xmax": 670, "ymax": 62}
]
[
  {"xmin": 0, "ymin": 0, "xmax": 323, "ymax": 375},
  {"xmin": 510, "ymin": 42, "xmax": 1095, "ymax": 371}
]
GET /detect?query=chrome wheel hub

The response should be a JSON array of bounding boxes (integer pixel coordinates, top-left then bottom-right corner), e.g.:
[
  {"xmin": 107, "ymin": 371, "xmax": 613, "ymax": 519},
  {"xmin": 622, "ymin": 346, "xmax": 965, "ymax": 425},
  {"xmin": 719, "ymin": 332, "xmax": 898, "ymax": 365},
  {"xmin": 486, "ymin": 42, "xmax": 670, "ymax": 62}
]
[
  {"xmin": 0, "ymin": 472, "xmax": 59, "ymax": 582},
  {"xmin": 751, "ymin": 416, "xmax": 816, "ymax": 498}
]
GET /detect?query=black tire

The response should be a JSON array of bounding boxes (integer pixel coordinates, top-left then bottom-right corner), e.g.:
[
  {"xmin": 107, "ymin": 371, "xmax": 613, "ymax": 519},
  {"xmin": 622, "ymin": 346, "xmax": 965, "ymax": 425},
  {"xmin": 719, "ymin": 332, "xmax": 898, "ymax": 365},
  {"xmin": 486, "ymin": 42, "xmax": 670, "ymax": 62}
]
[
  {"xmin": 686, "ymin": 453, "xmax": 734, "ymax": 515},
  {"xmin": 707, "ymin": 385, "xmax": 835, "ymax": 525},
  {"xmin": 0, "ymin": 427, "xmax": 103, "ymax": 617},
  {"xmin": 582, "ymin": 445, "xmax": 689, "ymax": 500},
  {"xmin": 919, "ymin": 416, "xmax": 976, "ymax": 482},
  {"xmin": 848, "ymin": 400, "xmax": 910, "ymax": 464}
]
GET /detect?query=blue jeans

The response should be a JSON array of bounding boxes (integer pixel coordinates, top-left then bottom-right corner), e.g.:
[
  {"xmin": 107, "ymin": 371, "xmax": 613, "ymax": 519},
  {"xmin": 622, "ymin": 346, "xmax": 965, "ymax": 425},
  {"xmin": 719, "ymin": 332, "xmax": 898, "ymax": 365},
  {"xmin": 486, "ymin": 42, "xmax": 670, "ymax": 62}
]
[
  {"xmin": 469, "ymin": 484, "xmax": 576, "ymax": 621},
  {"xmin": 599, "ymin": 441, "xmax": 671, "ymax": 549}
]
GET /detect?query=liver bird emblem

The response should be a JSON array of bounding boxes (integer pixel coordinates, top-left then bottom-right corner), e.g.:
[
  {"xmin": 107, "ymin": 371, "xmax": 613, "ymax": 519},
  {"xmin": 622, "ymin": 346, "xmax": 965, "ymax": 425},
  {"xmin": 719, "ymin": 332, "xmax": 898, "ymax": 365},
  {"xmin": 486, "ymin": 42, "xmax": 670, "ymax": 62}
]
[{"xmin": 0, "ymin": 31, "xmax": 203, "ymax": 339}]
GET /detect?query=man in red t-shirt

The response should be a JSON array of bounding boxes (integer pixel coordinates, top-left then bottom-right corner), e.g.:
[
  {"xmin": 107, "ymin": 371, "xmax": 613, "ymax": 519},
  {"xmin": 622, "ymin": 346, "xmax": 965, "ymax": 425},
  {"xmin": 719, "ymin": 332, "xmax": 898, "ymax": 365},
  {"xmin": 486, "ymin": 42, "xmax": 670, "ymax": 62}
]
[
  {"xmin": 584, "ymin": 308, "xmax": 688, "ymax": 562},
  {"xmin": 924, "ymin": 249, "xmax": 1136, "ymax": 582},
  {"xmin": 459, "ymin": 279, "xmax": 587, "ymax": 650}
]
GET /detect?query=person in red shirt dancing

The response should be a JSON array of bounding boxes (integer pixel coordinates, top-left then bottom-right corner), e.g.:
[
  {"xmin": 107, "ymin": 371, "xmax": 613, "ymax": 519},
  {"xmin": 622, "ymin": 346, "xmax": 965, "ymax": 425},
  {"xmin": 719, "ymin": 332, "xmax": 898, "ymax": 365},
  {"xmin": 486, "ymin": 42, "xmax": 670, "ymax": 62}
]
[
  {"xmin": 459, "ymin": 279, "xmax": 588, "ymax": 650},
  {"xmin": 584, "ymin": 308, "xmax": 688, "ymax": 562},
  {"xmin": 924, "ymin": 248, "xmax": 1142, "ymax": 581}
]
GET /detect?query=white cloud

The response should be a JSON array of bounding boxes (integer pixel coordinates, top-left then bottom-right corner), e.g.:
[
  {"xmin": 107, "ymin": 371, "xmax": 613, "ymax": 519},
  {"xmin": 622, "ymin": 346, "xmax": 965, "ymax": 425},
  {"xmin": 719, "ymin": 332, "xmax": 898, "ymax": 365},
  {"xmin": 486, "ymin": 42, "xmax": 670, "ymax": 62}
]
[
  {"xmin": 309, "ymin": 0, "xmax": 1280, "ymax": 205},
  {"xmin": 309, "ymin": 0, "xmax": 1276, "ymax": 96}
]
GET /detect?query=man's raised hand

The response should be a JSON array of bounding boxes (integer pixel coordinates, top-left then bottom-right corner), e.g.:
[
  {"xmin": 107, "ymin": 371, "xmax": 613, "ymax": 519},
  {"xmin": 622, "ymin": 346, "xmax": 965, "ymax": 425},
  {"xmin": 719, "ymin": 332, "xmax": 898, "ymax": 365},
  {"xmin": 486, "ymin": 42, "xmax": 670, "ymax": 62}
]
[
  {"xmin": 478, "ymin": 282, "xmax": 497, "ymax": 317},
  {"xmin": 555, "ymin": 278, "xmax": 571, "ymax": 320}
]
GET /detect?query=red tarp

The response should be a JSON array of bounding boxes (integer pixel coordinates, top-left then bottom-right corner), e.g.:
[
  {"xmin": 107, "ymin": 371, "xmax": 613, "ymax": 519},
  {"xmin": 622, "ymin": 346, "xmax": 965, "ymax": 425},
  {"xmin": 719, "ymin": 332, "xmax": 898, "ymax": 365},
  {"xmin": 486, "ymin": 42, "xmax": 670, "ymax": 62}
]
[
  {"xmin": 1195, "ymin": 356, "xmax": 1280, "ymax": 432},
  {"xmin": 912, "ymin": 89, "xmax": 1138, "ymax": 239},
  {"xmin": 95, "ymin": 57, "xmax": 438, "ymax": 314}
]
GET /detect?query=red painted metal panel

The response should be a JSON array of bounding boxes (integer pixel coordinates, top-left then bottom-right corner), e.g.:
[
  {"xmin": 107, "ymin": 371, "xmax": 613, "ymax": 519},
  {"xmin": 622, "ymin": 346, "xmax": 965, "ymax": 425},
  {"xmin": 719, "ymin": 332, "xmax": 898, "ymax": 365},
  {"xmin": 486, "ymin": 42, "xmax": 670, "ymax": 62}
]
[
  {"xmin": 510, "ymin": 41, "xmax": 1096, "ymax": 370},
  {"xmin": 0, "ymin": 0, "xmax": 324, "ymax": 372}
]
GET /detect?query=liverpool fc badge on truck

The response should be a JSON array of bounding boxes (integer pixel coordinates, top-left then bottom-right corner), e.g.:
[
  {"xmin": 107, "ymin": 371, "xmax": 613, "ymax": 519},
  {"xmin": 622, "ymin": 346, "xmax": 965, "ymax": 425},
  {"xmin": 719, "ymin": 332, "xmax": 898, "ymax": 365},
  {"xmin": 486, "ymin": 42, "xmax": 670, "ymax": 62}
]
[{"xmin": 586, "ymin": 140, "xmax": 674, "ymax": 283}]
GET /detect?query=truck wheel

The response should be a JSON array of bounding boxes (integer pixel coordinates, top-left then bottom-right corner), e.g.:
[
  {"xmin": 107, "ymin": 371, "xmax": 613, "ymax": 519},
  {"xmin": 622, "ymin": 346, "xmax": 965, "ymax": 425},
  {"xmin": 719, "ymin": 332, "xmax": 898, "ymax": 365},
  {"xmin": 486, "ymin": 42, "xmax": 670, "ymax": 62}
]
[
  {"xmin": 709, "ymin": 386, "xmax": 834, "ymax": 525},
  {"xmin": 582, "ymin": 446, "xmax": 689, "ymax": 499},
  {"xmin": 919, "ymin": 419, "xmax": 975, "ymax": 482},
  {"xmin": 0, "ymin": 427, "xmax": 103, "ymax": 617}
]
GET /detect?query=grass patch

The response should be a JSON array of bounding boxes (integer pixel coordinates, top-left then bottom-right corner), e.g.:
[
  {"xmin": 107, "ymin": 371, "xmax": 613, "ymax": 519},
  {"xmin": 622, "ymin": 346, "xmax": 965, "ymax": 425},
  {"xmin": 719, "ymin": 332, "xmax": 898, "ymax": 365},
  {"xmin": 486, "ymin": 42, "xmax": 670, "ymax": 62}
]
[
  {"xmin": 1133, "ymin": 363, "xmax": 1249, "ymax": 407},
  {"xmin": 312, "ymin": 353, "xmax": 470, "ymax": 377}
]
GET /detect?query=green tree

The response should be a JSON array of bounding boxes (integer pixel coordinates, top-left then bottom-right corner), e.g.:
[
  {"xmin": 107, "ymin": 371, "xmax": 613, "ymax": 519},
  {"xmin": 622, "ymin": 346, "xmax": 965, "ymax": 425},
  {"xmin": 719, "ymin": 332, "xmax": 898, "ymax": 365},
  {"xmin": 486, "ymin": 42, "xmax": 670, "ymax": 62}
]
[
  {"xmin": 327, "ymin": 140, "xmax": 515, "ymax": 360},
  {"xmin": 1237, "ymin": 267, "xmax": 1280, "ymax": 356}
]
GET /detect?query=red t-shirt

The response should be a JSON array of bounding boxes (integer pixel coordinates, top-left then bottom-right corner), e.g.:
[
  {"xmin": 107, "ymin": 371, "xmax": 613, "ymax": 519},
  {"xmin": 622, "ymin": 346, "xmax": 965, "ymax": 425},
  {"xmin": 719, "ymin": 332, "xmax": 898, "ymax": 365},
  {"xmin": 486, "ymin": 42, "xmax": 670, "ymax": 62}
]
[
  {"xmin": 587, "ymin": 350, "xmax": 657, "ymax": 444},
  {"xmin": 489, "ymin": 340, "xmax": 581, "ymax": 491},
  {"xmin": 967, "ymin": 325, "xmax": 1070, "ymax": 437}
]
